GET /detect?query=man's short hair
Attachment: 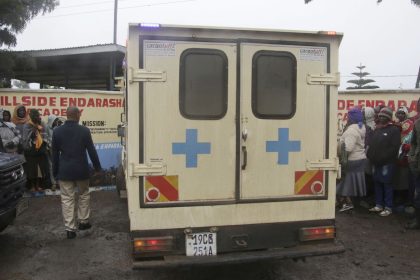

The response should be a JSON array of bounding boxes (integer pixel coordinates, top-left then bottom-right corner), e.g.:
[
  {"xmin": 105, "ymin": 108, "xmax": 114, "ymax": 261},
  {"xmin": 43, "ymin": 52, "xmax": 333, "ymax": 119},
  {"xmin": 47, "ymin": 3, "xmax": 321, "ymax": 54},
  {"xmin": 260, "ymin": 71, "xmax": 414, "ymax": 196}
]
[{"xmin": 66, "ymin": 106, "xmax": 80, "ymax": 120}]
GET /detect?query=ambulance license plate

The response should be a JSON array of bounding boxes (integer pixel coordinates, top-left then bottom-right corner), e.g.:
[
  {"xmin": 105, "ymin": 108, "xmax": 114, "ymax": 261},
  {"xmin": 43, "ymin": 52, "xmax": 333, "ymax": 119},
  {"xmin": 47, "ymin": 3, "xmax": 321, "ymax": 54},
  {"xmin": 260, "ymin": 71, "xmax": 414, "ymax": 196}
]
[{"xmin": 186, "ymin": 232, "xmax": 217, "ymax": 256}]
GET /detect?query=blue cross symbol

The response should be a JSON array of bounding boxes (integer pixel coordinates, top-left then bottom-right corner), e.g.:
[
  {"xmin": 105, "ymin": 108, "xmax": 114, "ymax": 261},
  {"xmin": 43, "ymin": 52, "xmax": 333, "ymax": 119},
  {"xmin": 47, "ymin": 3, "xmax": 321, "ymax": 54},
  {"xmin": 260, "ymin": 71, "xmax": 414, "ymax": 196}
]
[
  {"xmin": 172, "ymin": 129, "xmax": 211, "ymax": 168},
  {"xmin": 266, "ymin": 128, "xmax": 301, "ymax": 165}
]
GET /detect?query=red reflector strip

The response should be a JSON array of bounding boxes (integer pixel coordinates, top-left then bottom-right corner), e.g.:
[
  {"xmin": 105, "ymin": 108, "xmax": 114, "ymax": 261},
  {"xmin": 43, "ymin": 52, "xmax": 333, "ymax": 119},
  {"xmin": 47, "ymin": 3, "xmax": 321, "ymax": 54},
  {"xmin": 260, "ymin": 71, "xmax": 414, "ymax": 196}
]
[
  {"xmin": 146, "ymin": 176, "xmax": 179, "ymax": 201},
  {"xmin": 299, "ymin": 226, "xmax": 336, "ymax": 241}
]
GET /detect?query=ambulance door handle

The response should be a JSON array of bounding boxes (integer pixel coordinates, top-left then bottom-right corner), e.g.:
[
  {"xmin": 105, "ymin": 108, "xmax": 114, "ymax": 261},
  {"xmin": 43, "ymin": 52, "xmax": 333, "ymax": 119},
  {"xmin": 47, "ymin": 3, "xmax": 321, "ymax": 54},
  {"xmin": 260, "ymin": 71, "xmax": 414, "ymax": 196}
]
[
  {"xmin": 241, "ymin": 146, "xmax": 247, "ymax": 170},
  {"xmin": 242, "ymin": 128, "xmax": 248, "ymax": 141}
]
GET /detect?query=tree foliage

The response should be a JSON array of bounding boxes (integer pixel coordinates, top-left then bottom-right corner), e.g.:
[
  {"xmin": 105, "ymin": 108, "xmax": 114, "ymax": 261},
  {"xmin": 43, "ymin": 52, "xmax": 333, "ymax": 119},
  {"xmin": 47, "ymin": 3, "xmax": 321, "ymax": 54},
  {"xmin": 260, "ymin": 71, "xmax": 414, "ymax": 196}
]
[
  {"xmin": 0, "ymin": 50, "xmax": 36, "ymax": 86},
  {"xmin": 0, "ymin": 0, "xmax": 58, "ymax": 87},
  {"xmin": 347, "ymin": 64, "xmax": 379, "ymax": 90},
  {"xmin": 0, "ymin": 0, "xmax": 59, "ymax": 47}
]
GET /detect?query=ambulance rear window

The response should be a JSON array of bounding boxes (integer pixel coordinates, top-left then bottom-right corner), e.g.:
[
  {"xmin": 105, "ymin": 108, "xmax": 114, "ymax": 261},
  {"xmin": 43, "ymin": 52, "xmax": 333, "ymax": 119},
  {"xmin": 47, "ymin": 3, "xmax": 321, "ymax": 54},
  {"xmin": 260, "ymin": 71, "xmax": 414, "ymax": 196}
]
[
  {"xmin": 252, "ymin": 51, "xmax": 296, "ymax": 119},
  {"xmin": 180, "ymin": 49, "xmax": 228, "ymax": 120}
]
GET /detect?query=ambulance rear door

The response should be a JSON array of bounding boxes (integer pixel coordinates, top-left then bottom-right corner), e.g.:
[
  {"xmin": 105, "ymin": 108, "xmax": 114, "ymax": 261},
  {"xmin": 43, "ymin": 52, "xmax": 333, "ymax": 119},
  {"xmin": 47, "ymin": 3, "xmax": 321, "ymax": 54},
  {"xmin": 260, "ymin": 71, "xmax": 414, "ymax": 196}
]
[
  {"xmin": 239, "ymin": 41, "xmax": 331, "ymax": 201},
  {"xmin": 140, "ymin": 38, "xmax": 237, "ymax": 206}
]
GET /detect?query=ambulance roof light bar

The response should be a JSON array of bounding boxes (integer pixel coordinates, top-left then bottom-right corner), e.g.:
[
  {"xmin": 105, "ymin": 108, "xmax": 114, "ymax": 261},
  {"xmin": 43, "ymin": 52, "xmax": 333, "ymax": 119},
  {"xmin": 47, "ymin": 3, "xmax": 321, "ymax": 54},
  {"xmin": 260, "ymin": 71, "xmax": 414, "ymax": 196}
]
[
  {"xmin": 318, "ymin": 31, "xmax": 337, "ymax": 36},
  {"xmin": 139, "ymin": 23, "xmax": 160, "ymax": 28}
]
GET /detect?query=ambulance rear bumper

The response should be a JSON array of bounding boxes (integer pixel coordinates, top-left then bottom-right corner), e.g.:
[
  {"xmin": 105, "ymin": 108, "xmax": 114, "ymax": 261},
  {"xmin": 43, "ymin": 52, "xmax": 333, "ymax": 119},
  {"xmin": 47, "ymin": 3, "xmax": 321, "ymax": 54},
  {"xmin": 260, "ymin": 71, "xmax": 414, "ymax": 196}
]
[{"xmin": 132, "ymin": 241, "xmax": 344, "ymax": 269}]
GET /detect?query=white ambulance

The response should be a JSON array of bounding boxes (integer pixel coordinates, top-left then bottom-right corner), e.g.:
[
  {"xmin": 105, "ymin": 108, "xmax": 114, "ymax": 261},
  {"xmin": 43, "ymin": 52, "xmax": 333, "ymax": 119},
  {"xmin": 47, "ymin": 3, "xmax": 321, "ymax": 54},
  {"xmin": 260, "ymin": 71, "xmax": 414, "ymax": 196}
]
[{"xmin": 121, "ymin": 23, "xmax": 344, "ymax": 268}]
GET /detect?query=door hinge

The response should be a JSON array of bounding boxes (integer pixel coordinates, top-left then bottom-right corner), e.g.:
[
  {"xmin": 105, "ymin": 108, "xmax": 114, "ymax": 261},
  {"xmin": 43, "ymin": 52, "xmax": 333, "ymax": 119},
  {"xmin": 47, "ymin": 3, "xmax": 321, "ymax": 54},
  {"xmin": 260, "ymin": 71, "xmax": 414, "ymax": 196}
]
[
  {"xmin": 307, "ymin": 72, "xmax": 340, "ymax": 86},
  {"xmin": 129, "ymin": 68, "xmax": 167, "ymax": 83},
  {"xmin": 129, "ymin": 163, "xmax": 167, "ymax": 177}
]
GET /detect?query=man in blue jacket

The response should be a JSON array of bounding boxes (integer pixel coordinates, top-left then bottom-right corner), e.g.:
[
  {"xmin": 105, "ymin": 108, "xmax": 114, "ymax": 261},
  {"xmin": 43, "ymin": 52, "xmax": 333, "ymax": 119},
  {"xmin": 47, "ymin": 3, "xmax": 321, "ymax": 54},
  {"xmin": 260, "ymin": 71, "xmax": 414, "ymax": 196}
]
[{"xmin": 52, "ymin": 106, "xmax": 102, "ymax": 239}]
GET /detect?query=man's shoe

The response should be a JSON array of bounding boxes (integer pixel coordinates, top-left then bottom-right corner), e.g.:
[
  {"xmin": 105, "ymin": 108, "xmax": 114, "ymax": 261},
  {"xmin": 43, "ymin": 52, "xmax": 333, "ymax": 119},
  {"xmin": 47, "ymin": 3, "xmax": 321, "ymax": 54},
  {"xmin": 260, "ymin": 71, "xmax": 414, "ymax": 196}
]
[
  {"xmin": 406, "ymin": 208, "xmax": 420, "ymax": 229},
  {"xmin": 66, "ymin": 231, "xmax": 76, "ymax": 239},
  {"xmin": 405, "ymin": 220, "xmax": 420, "ymax": 230},
  {"xmin": 369, "ymin": 206, "xmax": 384, "ymax": 212},
  {"xmin": 379, "ymin": 209, "xmax": 392, "ymax": 217},
  {"xmin": 78, "ymin": 222, "xmax": 92, "ymax": 230}
]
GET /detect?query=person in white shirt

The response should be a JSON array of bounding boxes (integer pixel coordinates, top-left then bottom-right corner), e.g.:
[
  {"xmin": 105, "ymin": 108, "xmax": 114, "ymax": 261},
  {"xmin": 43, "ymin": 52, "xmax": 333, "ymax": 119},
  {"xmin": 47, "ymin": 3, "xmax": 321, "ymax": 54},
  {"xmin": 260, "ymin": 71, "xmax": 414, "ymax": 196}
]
[{"xmin": 337, "ymin": 107, "xmax": 367, "ymax": 212}]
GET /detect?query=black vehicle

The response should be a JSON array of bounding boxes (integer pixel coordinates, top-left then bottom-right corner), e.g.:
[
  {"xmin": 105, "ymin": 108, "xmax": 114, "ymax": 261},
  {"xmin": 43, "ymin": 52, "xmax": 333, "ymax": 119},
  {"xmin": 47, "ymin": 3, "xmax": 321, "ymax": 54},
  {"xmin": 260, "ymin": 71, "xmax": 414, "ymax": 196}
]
[{"xmin": 0, "ymin": 152, "xmax": 27, "ymax": 232}]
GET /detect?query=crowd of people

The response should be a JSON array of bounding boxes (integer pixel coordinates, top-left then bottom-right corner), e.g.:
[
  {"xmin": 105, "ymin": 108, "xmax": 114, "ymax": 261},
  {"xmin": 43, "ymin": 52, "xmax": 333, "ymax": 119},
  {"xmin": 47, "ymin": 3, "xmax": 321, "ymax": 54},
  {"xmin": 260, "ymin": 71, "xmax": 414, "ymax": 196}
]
[
  {"xmin": 337, "ymin": 98, "xmax": 420, "ymax": 230},
  {"xmin": 0, "ymin": 104, "xmax": 65, "ymax": 192},
  {"xmin": 0, "ymin": 105, "xmax": 102, "ymax": 239}
]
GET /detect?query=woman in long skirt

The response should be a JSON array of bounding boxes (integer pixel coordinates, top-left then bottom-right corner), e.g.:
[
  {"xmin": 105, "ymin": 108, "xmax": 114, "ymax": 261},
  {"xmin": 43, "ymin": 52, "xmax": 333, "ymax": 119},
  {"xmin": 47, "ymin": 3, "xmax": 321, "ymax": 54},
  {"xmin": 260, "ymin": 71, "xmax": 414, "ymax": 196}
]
[{"xmin": 337, "ymin": 107, "xmax": 367, "ymax": 212}]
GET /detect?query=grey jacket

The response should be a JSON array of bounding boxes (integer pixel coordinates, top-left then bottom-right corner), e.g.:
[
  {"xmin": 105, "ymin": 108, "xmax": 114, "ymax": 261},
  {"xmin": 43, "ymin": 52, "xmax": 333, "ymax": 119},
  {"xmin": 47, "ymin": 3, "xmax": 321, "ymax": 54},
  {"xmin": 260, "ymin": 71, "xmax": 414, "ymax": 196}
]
[
  {"xmin": 46, "ymin": 115, "xmax": 65, "ymax": 147},
  {"xmin": 0, "ymin": 121, "xmax": 21, "ymax": 153},
  {"xmin": 22, "ymin": 121, "xmax": 48, "ymax": 154}
]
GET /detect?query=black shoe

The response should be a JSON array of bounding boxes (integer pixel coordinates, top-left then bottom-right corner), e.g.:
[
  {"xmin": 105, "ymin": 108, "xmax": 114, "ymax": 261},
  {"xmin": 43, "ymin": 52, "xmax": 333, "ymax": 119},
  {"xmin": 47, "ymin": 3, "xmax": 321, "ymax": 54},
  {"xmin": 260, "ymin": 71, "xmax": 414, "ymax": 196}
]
[
  {"xmin": 78, "ymin": 222, "xmax": 92, "ymax": 230},
  {"xmin": 66, "ymin": 231, "xmax": 76, "ymax": 239},
  {"xmin": 406, "ymin": 208, "xmax": 420, "ymax": 230},
  {"xmin": 405, "ymin": 219, "xmax": 420, "ymax": 230}
]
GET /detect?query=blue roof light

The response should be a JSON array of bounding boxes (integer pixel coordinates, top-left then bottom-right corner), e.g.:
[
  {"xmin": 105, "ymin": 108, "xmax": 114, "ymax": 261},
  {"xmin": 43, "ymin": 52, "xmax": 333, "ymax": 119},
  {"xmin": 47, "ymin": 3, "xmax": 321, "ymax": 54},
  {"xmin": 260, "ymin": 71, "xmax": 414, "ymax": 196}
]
[{"xmin": 139, "ymin": 23, "xmax": 160, "ymax": 28}]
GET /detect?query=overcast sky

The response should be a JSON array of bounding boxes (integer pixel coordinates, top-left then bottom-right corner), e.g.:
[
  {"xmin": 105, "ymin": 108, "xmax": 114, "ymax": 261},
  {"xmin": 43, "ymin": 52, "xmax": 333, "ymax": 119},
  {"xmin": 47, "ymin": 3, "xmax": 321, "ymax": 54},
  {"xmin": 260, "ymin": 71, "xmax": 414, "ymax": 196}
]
[{"xmin": 10, "ymin": 0, "xmax": 420, "ymax": 89}]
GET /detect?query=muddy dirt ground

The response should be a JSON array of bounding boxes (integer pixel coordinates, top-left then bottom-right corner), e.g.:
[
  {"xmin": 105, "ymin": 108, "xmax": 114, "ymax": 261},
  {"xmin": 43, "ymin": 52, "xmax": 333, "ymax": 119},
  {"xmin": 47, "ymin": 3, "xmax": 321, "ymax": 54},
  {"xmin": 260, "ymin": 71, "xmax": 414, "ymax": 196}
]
[{"xmin": 1, "ymin": 191, "xmax": 420, "ymax": 280}]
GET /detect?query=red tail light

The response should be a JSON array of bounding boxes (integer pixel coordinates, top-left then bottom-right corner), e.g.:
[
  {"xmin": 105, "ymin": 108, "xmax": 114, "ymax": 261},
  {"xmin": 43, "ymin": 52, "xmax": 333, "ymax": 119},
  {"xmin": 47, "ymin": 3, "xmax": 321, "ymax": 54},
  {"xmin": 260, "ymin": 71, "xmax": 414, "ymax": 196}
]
[
  {"xmin": 299, "ymin": 226, "xmax": 336, "ymax": 241},
  {"xmin": 133, "ymin": 236, "xmax": 174, "ymax": 253}
]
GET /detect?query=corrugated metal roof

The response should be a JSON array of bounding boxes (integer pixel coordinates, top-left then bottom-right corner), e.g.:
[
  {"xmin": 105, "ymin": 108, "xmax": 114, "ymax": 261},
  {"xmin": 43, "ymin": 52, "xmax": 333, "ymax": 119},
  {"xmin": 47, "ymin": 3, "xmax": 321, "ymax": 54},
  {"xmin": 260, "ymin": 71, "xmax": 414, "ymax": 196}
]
[
  {"xmin": 12, "ymin": 44, "xmax": 125, "ymax": 90},
  {"xmin": 15, "ymin": 44, "xmax": 126, "ymax": 57}
]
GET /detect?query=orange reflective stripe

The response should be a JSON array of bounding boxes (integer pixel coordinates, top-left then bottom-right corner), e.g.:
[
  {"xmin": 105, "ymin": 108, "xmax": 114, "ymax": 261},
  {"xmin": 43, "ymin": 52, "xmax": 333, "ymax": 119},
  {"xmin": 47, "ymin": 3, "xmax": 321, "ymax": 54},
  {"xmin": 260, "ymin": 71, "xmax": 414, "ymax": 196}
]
[{"xmin": 146, "ymin": 176, "xmax": 178, "ymax": 201}]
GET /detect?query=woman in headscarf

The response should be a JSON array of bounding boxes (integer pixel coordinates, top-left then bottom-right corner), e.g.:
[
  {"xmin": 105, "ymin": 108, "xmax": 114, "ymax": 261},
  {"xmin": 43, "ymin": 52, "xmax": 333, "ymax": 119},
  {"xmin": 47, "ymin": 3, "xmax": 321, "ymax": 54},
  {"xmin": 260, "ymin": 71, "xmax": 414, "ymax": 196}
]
[
  {"xmin": 393, "ymin": 106, "xmax": 414, "ymax": 207},
  {"xmin": 22, "ymin": 109, "xmax": 50, "ymax": 192},
  {"xmin": 363, "ymin": 107, "xmax": 375, "ymax": 132},
  {"xmin": 373, "ymin": 105, "xmax": 385, "ymax": 125},
  {"xmin": 337, "ymin": 107, "xmax": 367, "ymax": 212}
]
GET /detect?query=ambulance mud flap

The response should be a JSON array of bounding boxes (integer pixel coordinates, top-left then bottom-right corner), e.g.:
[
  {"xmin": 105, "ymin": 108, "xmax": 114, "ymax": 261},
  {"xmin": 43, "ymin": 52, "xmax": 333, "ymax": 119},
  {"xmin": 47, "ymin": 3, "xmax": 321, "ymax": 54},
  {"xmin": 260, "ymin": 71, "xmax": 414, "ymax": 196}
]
[{"xmin": 132, "ymin": 242, "xmax": 344, "ymax": 269}]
